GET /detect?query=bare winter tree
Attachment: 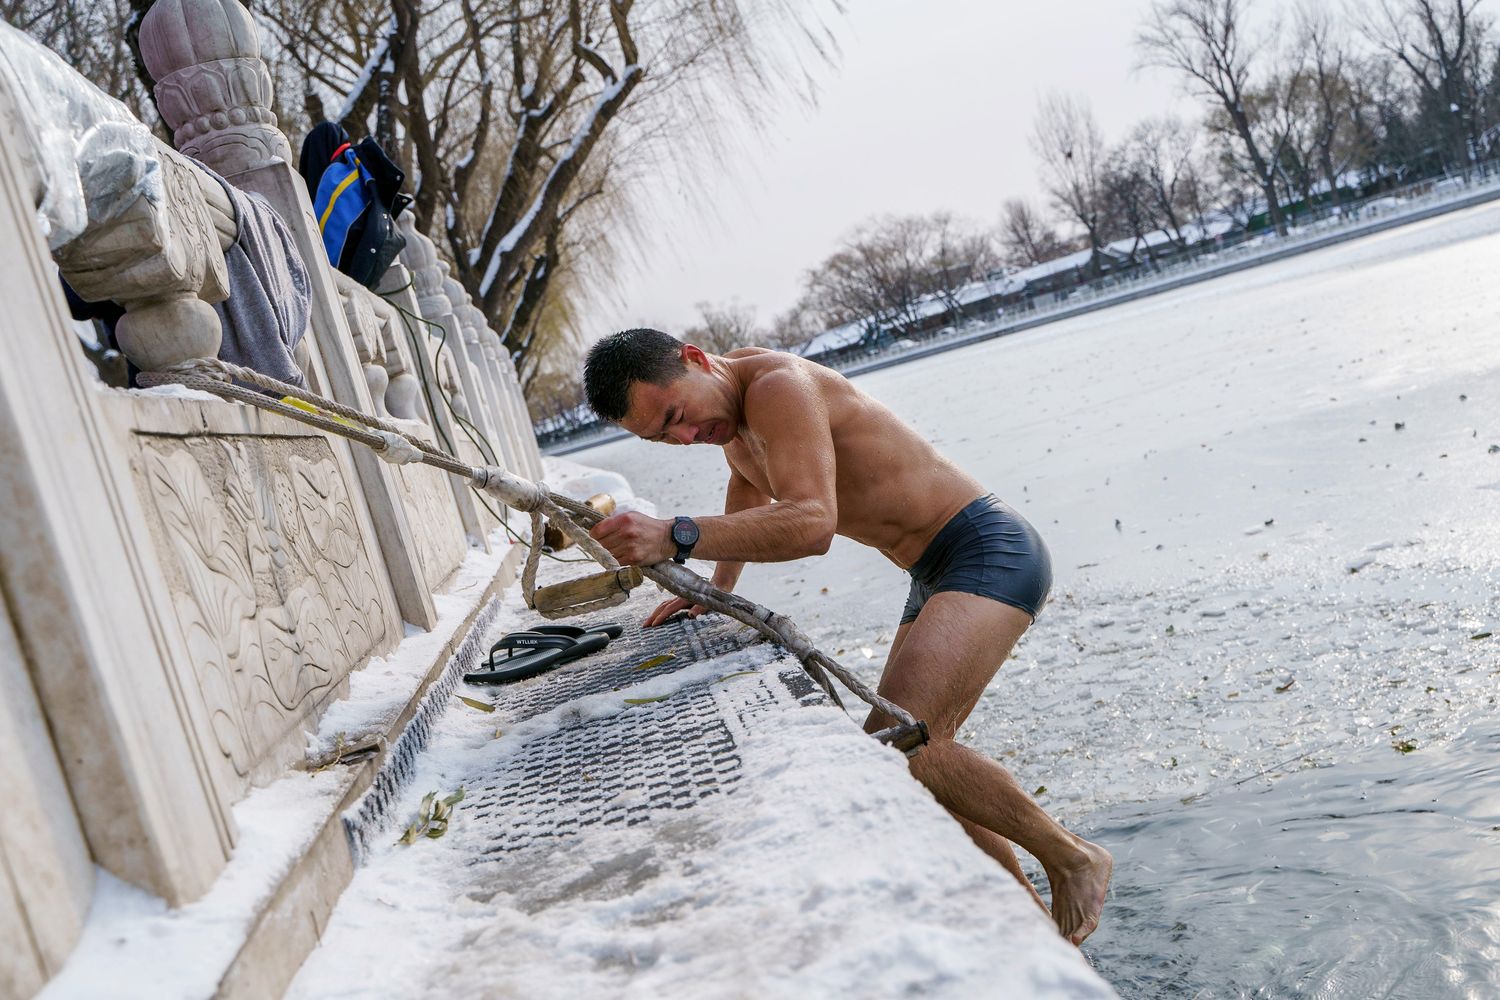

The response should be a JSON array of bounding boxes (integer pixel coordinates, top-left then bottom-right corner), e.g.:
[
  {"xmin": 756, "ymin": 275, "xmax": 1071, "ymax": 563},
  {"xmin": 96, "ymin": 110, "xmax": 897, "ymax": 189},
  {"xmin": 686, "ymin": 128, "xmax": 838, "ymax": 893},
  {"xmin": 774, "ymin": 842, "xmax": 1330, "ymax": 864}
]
[
  {"xmin": 800, "ymin": 213, "xmax": 993, "ymax": 336},
  {"xmin": 1030, "ymin": 91, "xmax": 1111, "ymax": 275},
  {"xmin": 1357, "ymin": 0, "xmax": 1490, "ymax": 174},
  {"xmin": 525, "ymin": 367, "xmax": 585, "ymax": 422},
  {"xmin": 1103, "ymin": 145, "xmax": 1164, "ymax": 262},
  {"xmin": 1253, "ymin": 61, "xmax": 1316, "ymax": 209},
  {"xmin": 3, "ymin": 0, "xmax": 161, "ymax": 128},
  {"xmin": 256, "ymin": 0, "xmax": 837, "ymax": 383},
  {"xmin": 682, "ymin": 300, "xmax": 762, "ymax": 355},
  {"xmin": 997, "ymin": 198, "xmax": 1072, "ymax": 267},
  {"xmin": 257, "ymin": 0, "xmax": 396, "ymax": 137},
  {"xmin": 926, "ymin": 212, "xmax": 1000, "ymax": 321},
  {"xmin": 1138, "ymin": 0, "xmax": 1293, "ymax": 235},
  {"xmin": 1213, "ymin": 152, "xmax": 1261, "ymax": 227},
  {"xmin": 803, "ymin": 215, "xmax": 937, "ymax": 334},
  {"xmin": 765, "ymin": 304, "xmax": 818, "ymax": 351},
  {"xmin": 1125, "ymin": 116, "xmax": 1213, "ymax": 244},
  {"xmin": 1297, "ymin": 6, "xmax": 1374, "ymax": 206}
]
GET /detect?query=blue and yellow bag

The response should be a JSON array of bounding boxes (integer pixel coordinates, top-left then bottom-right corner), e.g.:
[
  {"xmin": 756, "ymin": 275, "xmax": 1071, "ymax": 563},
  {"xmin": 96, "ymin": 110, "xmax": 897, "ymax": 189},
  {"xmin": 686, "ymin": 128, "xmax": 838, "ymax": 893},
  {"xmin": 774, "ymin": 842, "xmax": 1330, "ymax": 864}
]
[{"xmin": 298, "ymin": 122, "xmax": 411, "ymax": 289}]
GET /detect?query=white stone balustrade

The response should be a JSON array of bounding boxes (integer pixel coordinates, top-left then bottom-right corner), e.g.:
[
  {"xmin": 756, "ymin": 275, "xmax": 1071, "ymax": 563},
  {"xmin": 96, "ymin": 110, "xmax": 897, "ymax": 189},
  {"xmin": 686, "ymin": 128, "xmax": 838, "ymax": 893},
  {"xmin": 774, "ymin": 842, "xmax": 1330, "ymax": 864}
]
[
  {"xmin": 0, "ymin": 1, "xmax": 539, "ymax": 992},
  {"xmin": 139, "ymin": 0, "xmax": 466, "ymax": 628},
  {"xmin": 399, "ymin": 219, "xmax": 543, "ymax": 481},
  {"xmin": 337, "ymin": 275, "xmax": 392, "ymax": 417},
  {"xmin": 0, "ymin": 20, "xmax": 236, "ymax": 375},
  {"xmin": 376, "ymin": 249, "xmax": 488, "ymax": 544}
]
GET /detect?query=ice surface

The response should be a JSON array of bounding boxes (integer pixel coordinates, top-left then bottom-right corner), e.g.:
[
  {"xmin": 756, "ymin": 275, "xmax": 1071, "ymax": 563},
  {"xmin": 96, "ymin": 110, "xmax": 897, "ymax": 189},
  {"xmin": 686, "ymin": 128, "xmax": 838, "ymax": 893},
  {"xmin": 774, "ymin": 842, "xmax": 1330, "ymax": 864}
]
[
  {"xmin": 574, "ymin": 202, "xmax": 1500, "ymax": 825},
  {"xmin": 546, "ymin": 452, "xmax": 658, "ymax": 516}
]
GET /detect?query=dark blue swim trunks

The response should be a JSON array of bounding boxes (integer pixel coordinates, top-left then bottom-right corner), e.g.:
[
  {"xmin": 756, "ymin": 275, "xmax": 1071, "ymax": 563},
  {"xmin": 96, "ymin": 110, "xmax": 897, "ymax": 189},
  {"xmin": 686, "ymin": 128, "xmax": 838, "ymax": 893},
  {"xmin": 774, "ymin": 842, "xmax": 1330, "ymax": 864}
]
[{"xmin": 900, "ymin": 494, "xmax": 1052, "ymax": 624}]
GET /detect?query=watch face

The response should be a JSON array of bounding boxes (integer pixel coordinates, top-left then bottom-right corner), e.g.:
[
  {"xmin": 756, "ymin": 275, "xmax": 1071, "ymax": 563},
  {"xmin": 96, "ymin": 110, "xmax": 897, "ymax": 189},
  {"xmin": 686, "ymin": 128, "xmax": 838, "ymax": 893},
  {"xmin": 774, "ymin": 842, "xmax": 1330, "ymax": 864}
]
[{"xmin": 672, "ymin": 518, "xmax": 699, "ymax": 546}]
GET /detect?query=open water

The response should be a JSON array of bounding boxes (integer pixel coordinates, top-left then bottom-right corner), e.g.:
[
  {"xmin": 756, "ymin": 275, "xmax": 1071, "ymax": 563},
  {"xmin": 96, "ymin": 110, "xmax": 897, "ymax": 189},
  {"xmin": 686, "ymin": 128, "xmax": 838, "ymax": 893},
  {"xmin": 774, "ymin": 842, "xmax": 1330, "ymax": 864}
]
[{"xmin": 1079, "ymin": 723, "xmax": 1500, "ymax": 998}]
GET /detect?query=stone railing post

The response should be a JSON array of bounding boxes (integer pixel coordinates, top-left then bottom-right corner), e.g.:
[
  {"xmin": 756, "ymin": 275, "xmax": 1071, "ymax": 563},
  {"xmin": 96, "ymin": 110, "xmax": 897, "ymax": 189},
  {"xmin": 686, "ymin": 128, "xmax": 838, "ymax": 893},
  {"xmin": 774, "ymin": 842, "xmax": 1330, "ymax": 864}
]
[
  {"xmin": 398, "ymin": 224, "xmax": 488, "ymax": 459},
  {"xmin": 458, "ymin": 304, "xmax": 521, "ymax": 473},
  {"xmin": 376, "ymin": 306, "xmax": 425, "ymax": 422},
  {"xmin": 400, "ymin": 225, "xmax": 464, "ymax": 385},
  {"xmin": 336, "ymin": 276, "xmax": 390, "ymax": 418},
  {"xmin": 441, "ymin": 279, "xmax": 504, "ymax": 447},
  {"xmin": 140, "ymin": 0, "xmax": 442, "ymax": 627},
  {"xmin": 377, "ymin": 254, "xmax": 486, "ymax": 543},
  {"xmin": 499, "ymin": 346, "xmax": 544, "ymax": 478},
  {"xmin": 52, "ymin": 135, "xmax": 235, "ymax": 373},
  {"xmin": 488, "ymin": 334, "xmax": 533, "ymax": 476}
]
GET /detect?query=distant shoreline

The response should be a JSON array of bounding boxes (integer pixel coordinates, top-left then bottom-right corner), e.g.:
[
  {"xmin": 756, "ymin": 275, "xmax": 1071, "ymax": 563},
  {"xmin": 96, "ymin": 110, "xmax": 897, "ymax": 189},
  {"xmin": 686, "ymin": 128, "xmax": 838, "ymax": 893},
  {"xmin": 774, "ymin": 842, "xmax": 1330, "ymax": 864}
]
[{"xmin": 546, "ymin": 182, "xmax": 1500, "ymax": 457}]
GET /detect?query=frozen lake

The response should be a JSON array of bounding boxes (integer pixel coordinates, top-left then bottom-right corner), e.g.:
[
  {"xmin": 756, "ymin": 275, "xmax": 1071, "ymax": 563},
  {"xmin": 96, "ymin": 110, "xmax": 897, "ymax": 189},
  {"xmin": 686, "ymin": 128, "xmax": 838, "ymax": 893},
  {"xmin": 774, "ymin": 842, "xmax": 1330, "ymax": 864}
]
[{"xmin": 575, "ymin": 202, "xmax": 1500, "ymax": 996}]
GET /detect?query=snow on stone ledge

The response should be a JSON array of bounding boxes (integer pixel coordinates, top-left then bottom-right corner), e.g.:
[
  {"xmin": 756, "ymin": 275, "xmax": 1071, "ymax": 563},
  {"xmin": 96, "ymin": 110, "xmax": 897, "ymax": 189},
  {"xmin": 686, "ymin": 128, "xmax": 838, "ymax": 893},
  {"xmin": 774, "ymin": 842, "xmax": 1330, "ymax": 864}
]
[
  {"xmin": 39, "ymin": 530, "xmax": 521, "ymax": 1000},
  {"xmin": 545, "ymin": 453, "xmax": 658, "ymax": 517}
]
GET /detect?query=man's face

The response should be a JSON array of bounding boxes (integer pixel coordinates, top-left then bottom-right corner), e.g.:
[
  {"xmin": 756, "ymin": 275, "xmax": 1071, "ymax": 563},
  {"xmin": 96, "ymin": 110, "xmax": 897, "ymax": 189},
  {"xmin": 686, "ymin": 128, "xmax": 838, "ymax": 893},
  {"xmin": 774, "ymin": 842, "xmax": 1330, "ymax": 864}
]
[{"xmin": 620, "ymin": 357, "xmax": 736, "ymax": 447}]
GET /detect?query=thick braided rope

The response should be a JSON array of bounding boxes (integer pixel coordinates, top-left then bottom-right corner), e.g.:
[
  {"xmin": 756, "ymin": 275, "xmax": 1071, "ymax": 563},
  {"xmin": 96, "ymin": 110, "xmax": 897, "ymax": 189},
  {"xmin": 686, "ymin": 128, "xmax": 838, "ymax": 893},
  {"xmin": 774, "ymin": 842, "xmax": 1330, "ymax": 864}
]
[{"xmin": 137, "ymin": 359, "xmax": 921, "ymax": 733}]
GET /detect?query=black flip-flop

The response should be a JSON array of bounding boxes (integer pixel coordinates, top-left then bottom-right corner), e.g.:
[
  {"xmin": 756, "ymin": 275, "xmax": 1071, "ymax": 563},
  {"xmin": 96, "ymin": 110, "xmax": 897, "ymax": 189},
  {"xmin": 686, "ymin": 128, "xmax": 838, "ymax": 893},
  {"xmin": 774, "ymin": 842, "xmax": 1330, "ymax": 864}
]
[
  {"xmin": 462, "ymin": 625, "xmax": 618, "ymax": 685},
  {"xmin": 532, "ymin": 622, "xmax": 625, "ymax": 640}
]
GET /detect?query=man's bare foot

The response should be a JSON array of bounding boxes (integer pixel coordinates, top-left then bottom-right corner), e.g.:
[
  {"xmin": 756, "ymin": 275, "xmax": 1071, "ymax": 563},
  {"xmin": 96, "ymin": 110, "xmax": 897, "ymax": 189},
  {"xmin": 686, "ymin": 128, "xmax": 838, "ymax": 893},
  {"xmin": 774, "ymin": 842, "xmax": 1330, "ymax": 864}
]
[{"xmin": 1044, "ymin": 838, "xmax": 1112, "ymax": 946}]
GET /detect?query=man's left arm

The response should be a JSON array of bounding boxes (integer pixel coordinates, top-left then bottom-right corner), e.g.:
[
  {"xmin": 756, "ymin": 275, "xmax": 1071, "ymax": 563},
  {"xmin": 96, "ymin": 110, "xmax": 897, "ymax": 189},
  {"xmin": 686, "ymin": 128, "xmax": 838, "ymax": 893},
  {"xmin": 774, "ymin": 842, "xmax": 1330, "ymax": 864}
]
[{"xmin": 590, "ymin": 370, "xmax": 837, "ymax": 566}]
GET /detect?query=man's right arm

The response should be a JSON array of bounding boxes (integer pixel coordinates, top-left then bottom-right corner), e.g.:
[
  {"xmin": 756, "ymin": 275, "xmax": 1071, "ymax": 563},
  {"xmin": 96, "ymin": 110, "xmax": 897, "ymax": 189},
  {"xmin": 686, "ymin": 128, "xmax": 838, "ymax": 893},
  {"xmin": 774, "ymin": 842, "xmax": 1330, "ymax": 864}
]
[{"xmin": 643, "ymin": 463, "xmax": 771, "ymax": 627}]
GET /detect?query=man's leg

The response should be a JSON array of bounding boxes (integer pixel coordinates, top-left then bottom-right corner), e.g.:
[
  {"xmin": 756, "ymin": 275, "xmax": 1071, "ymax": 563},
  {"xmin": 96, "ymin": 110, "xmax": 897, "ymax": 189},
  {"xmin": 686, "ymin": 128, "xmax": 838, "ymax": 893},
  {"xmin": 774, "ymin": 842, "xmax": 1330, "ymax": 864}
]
[
  {"xmin": 952, "ymin": 813, "xmax": 1049, "ymax": 913},
  {"xmin": 882, "ymin": 618, "xmax": 1049, "ymax": 915},
  {"xmin": 864, "ymin": 592, "xmax": 1112, "ymax": 945}
]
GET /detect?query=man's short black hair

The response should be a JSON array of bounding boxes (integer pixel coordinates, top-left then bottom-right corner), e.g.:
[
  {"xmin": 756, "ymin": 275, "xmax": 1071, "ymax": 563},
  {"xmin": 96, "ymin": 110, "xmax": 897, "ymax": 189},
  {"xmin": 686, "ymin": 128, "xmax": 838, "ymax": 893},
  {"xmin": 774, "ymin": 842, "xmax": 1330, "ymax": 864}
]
[{"xmin": 584, "ymin": 328, "xmax": 687, "ymax": 421}]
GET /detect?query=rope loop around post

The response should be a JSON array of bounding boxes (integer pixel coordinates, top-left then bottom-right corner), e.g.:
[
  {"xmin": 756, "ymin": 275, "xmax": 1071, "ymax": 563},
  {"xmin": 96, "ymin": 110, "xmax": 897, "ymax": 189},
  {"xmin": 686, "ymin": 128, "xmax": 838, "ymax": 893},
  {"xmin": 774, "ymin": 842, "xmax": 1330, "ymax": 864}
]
[{"xmin": 156, "ymin": 356, "xmax": 234, "ymax": 383}]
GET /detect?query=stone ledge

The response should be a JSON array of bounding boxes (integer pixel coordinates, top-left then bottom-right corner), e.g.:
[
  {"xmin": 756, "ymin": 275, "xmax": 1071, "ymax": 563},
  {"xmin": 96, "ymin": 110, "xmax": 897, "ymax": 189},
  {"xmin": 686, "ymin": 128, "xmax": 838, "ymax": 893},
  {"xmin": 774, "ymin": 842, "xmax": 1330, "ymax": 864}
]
[{"xmin": 39, "ymin": 540, "xmax": 524, "ymax": 1000}]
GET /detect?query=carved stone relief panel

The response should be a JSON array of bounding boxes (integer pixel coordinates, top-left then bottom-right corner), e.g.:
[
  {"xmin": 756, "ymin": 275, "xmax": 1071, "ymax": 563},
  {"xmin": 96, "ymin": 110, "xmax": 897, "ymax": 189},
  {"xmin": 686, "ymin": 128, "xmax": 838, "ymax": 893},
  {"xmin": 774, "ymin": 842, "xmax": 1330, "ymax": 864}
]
[{"xmin": 133, "ymin": 432, "xmax": 394, "ymax": 789}]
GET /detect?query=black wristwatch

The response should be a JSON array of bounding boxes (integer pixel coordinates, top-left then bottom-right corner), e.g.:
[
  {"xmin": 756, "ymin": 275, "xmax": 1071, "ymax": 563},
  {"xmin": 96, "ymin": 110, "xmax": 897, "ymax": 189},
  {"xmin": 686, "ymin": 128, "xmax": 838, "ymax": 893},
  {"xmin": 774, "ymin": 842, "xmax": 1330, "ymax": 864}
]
[{"xmin": 671, "ymin": 516, "xmax": 700, "ymax": 564}]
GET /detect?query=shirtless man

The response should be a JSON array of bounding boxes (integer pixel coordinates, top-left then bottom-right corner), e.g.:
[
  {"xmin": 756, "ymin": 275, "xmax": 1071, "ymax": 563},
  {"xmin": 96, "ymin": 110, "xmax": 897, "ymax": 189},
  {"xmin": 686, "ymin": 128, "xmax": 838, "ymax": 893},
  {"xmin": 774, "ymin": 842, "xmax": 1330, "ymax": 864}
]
[{"xmin": 582, "ymin": 328, "xmax": 1112, "ymax": 944}]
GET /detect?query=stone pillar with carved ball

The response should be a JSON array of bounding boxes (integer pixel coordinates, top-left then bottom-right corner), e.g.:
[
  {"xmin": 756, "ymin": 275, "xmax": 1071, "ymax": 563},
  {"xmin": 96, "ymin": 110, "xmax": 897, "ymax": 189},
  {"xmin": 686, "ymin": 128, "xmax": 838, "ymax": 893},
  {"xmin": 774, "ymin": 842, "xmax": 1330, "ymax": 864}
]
[{"xmin": 139, "ymin": 0, "xmax": 451, "ymax": 626}]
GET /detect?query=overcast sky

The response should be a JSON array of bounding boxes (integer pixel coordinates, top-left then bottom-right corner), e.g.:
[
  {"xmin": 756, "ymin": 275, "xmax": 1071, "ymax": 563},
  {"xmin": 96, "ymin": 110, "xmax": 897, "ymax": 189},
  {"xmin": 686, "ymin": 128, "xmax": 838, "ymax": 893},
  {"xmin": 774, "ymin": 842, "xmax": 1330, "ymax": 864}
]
[{"xmin": 590, "ymin": 0, "xmax": 1192, "ymax": 341}]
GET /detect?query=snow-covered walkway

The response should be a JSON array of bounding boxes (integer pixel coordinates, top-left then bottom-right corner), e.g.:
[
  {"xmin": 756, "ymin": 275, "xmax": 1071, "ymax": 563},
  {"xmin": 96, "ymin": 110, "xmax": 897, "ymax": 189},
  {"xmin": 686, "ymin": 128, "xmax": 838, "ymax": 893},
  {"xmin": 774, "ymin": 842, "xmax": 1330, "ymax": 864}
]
[{"xmin": 289, "ymin": 585, "xmax": 1113, "ymax": 998}]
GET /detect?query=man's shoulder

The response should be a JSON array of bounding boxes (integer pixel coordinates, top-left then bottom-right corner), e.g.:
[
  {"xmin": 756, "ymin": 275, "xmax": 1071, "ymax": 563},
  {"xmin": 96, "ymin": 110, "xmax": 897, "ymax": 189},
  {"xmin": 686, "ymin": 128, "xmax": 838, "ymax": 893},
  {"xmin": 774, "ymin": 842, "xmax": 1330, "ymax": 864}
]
[
  {"xmin": 743, "ymin": 356, "xmax": 809, "ymax": 394},
  {"xmin": 729, "ymin": 349, "xmax": 813, "ymax": 379},
  {"xmin": 739, "ymin": 356, "xmax": 832, "ymax": 429}
]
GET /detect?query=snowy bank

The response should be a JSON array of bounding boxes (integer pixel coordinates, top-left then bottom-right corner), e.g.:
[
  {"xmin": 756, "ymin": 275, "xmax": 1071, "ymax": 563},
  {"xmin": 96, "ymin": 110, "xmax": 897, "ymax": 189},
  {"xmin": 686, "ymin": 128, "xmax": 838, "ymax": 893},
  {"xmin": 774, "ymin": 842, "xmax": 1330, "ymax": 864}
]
[{"xmin": 290, "ymin": 461, "xmax": 1113, "ymax": 999}]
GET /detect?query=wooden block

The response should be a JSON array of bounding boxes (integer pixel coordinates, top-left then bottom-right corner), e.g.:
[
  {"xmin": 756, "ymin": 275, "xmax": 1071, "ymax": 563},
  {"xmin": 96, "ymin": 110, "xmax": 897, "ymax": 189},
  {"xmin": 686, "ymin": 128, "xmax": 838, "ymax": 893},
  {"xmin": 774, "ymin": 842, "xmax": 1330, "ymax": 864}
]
[{"xmin": 532, "ymin": 566, "xmax": 642, "ymax": 615}]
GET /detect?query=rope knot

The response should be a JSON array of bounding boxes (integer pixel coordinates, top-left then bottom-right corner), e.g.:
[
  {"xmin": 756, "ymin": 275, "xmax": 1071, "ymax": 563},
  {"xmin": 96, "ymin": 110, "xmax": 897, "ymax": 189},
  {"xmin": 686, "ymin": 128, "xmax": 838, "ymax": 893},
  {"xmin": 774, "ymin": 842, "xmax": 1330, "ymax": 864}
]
[
  {"xmin": 373, "ymin": 430, "xmax": 424, "ymax": 465},
  {"xmin": 157, "ymin": 357, "xmax": 233, "ymax": 383}
]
